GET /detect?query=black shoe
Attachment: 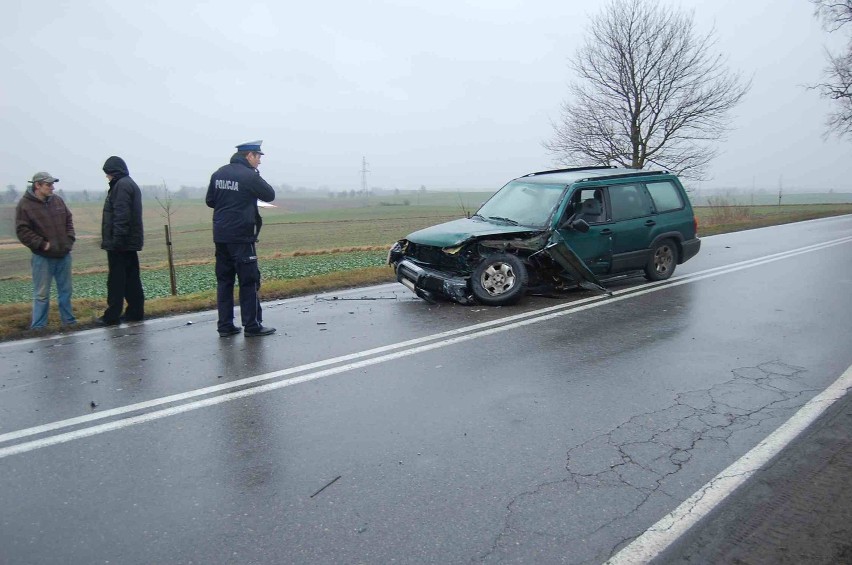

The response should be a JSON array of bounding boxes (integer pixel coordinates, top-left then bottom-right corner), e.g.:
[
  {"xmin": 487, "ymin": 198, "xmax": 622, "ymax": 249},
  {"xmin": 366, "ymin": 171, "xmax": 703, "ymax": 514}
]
[
  {"xmin": 95, "ymin": 316, "xmax": 120, "ymax": 327},
  {"xmin": 120, "ymin": 316, "xmax": 144, "ymax": 323},
  {"xmin": 218, "ymin": 326, "xmax": 242, "ymax": 337},
  {"xmin": 244, "ymin": 325, "xmax": 276, "ymax": 337}
]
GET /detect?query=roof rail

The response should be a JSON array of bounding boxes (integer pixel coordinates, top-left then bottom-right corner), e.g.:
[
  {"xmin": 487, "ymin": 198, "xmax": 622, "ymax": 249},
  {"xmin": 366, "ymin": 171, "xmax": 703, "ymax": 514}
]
[
  {"xmin": 523, "ymin": 165, "xmax": 616, "ymax": 177},
  {"xmin": 580, "ymin": 170, "xmax": 669, "ymax": 182}
]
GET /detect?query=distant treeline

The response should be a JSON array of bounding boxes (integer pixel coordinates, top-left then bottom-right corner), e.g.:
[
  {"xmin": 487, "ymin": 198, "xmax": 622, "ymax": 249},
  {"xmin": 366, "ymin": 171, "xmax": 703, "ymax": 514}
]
[
  {"xmin": 0, "ymin": 184, "xmax": 208, "ymax": 204},
  {"xmin": 0, "ymin": 183, "xmax": 430, "ymax": 204}
]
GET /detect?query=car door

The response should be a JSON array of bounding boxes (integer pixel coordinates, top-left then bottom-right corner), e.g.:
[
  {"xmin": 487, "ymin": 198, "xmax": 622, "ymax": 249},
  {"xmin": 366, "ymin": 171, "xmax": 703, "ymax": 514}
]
[
  {"xmin": 604, "ymin": 182, "xmax": 657, "ymax": 272},
  {"xmin": 555, "ymin": 187, "xmax": 613, "ymax": 275}
]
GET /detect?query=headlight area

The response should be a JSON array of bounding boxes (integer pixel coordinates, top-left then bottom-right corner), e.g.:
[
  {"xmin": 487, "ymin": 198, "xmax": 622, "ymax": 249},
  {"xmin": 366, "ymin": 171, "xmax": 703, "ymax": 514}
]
[
  {"xmin": 387, "ymin": 240, "xmax": 408, "ymax": 265},
  {"xmin": 388, "ymin": 240, "xmax": 476, "ymax": 304}
]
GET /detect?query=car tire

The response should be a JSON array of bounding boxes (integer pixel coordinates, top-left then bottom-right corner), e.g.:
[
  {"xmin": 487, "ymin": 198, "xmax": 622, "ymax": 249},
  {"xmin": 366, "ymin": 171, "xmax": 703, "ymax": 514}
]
[
  {"xmin": 644, "ymin": 239, "xmax": 678, "ymax": 281},
  {"xmin": 471, "ymin": 253, "xmax": 528, "ymax": 306}
]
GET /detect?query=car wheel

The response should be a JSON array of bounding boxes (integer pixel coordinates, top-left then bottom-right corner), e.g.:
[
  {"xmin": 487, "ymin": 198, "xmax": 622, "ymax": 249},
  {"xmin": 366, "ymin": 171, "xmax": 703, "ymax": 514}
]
[
  {"xmin": 644, "ymin": 239, "xmax": 678, "ymax": 281},
  {"xmin": 471, "ymin": 253, "xmax": 528, "ymax": 305}
]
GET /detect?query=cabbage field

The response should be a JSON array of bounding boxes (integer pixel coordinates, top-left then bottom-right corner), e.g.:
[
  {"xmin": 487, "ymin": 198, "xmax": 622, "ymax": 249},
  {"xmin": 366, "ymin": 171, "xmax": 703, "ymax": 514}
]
[{"xmin": 0, "ymin": 250, "xmax": 387, "ymax": 304}]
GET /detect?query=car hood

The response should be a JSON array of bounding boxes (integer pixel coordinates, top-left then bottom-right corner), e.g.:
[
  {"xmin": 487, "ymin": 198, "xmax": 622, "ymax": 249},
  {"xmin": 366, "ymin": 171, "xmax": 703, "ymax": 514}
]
[{"xmin": 405, "ymin": 218, "xmax": 543, "ymax": 247}]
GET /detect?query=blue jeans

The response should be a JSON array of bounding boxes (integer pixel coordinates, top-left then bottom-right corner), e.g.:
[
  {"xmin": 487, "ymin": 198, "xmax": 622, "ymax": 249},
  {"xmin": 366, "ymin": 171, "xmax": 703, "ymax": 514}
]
[{"xmin": 31, "ymin": 253, "xmax": 76, "ymax": 329}]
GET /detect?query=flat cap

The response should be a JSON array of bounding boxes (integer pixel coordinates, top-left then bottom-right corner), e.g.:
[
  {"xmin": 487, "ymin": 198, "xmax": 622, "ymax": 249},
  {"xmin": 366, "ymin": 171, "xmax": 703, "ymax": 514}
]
[{"xmin": 31, "ymin": 171, "xmax": 59, "ymax": 184}]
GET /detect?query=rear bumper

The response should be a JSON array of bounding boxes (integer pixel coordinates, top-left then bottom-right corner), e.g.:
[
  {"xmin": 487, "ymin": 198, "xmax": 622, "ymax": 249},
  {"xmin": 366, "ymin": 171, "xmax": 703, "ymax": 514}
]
[
  {"xmin": 394, "ymin": 259, "xmax": 473, "ymax": 304},
  {"xmin": 681, "ymin": 238, "xmax": 701, "ymax": 263}
]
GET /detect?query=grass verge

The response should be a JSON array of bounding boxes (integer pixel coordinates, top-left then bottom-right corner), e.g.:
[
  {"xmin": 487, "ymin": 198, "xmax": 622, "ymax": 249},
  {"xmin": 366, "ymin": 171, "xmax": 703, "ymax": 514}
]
[
  {"xmin": 2, "ymin": 267, "xmax": 396, "ymax": 342},
  {"xmin": 696, "ymin": 206, "xmax": 852, "ymax": 236}
]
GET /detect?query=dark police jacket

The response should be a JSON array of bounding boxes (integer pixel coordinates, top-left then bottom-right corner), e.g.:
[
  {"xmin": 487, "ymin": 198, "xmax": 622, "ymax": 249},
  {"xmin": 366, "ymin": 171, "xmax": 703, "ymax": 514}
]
[
  {"xmin": 206, "ymin": 154, "xmax": 276, "ymax": 244},
  {"xmin": 101, "ymin": 158, "xmax": 144, "ymax": 252}
]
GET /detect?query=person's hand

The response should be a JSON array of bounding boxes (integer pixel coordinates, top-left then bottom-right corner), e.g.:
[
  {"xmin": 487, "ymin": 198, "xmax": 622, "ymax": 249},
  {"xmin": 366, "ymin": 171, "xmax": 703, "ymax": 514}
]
[{"xmin": 43, "ymin": 241, "xmax": 51, "ymax": 251}]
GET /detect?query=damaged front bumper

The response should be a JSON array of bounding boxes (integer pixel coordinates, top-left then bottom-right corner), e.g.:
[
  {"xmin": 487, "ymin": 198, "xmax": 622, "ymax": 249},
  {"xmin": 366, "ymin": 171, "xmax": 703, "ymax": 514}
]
[
  {"xmin": 388, "ymin": 232, "xmax": 611, "ymax": 305},
  {"xmin": 394, "ymin": 259, "xmax": 474, "ymax": 304}
]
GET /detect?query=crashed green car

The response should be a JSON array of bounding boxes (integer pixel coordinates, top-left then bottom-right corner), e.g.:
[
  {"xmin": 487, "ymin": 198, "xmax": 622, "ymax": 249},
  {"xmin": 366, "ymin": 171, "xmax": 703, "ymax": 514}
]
[{"xmin": 387, "ymin": 166, "xmax": 701, "ymax": 306}]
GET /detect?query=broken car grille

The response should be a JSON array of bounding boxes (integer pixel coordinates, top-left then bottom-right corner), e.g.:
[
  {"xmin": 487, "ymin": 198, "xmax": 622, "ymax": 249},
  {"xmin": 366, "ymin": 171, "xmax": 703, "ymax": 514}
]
[{"xmin": 406, "ymin": 243, "xmax": 459, "ymax": 271}]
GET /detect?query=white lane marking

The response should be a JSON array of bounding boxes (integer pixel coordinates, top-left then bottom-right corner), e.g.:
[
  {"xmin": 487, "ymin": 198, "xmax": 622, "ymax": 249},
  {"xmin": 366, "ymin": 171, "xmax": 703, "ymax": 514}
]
[
  {"xmin": 0, "ymin": 235, "xmax": 850, "ymax": 458},
  {"xmin": 605, "ymin": 363, "xmax": 852, "ymax": 564},
  {"xmin": 3, "ymin": 235, "xmax": 848, "ymax": 446},
  {"xmin": 0, "ymin": 293, "xmax": 604, "ymax": 445}
]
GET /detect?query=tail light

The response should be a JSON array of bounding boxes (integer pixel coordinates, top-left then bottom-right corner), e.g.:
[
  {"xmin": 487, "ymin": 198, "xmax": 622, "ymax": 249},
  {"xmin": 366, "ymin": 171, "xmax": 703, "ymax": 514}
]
[{"xmin": 693, "ymin": 216, "xmax": 699, "ymax": 236}]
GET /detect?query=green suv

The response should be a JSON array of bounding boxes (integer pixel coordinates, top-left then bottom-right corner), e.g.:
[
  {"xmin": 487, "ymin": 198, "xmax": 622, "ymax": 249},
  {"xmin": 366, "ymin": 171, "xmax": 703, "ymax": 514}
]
[{"xmin": 387, "ymin": 166, "xmax": 700, "ymax": 306}]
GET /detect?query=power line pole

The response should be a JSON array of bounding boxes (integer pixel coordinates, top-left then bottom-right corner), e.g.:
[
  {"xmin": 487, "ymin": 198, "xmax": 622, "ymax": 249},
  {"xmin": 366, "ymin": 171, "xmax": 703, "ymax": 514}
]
[{"xmin": 360, "ymin": 156, "xmax": 370, "ymax": 194}]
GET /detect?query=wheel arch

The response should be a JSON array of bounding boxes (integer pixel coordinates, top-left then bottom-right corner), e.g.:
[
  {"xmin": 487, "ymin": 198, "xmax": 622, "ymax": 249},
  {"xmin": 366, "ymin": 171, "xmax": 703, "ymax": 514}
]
[{"xmin": 649, "ymin": 232, "xmax": 687, "ymax": 264}]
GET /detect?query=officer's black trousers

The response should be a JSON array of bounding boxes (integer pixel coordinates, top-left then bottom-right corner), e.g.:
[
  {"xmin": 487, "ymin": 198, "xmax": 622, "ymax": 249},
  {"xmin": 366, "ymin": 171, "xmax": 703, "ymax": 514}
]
[
  {"xmin": 215, "ymin": 242, "xmax": 263, "ymax": 333},
  {"xmin": 103, "ymin": 250, "xmax": 145, "ymax": 322}
]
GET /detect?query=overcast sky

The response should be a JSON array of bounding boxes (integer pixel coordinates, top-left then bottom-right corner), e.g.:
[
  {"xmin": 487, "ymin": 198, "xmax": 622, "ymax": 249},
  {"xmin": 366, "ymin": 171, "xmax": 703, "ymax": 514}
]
[{"xmin": 2, "ymin": 0, "xmax": 850, "ymax": 194}]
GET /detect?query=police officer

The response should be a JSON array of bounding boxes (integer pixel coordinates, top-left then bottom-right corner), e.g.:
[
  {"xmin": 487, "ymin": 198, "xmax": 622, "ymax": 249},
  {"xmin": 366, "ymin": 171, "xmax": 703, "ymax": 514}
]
[{"xmin": 206, "ymin": 140, "xmax": 276, "ymax": 337}]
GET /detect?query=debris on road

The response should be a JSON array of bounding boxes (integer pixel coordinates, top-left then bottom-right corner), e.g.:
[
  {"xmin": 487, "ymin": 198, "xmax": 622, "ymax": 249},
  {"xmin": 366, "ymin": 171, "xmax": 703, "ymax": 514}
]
[
  {"xmin": 316, "ymin": 296, "xmax": 398, "ymax": 301},
  {"xmin": 310, "ymin": 475, "xmax": 342, "ymax": 498}
]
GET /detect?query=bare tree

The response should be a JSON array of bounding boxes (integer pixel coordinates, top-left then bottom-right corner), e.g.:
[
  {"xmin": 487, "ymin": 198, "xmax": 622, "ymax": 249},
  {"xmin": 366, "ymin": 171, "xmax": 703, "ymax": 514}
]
[
  {"xmin": 544, "ymin": 0, "xmax": 751, "ymax": 179},
  {"xmin": 4, "ymin": 184, "xmax": 18, "ymax": 204},
  {"xmin": 810, "ymin": 0, "xmax": 852, "ymax": 138},
  {"xmin": 155, "ymin": 182, "xmax": 178, "ymax": 296}
]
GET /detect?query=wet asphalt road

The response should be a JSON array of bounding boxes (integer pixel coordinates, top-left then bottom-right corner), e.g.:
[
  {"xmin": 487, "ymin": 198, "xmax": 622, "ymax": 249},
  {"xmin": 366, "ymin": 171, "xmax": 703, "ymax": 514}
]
[
  {"xmin": 1, "ymin": 215, "xmax": 851, "ymax": 564},
  {"xmin": 658, "ymin": 388, "xmax": 852, "ymax": 564}
]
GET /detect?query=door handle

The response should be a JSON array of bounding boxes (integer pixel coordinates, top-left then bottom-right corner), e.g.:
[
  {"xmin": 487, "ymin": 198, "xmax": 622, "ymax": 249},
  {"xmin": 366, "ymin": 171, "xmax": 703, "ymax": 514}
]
[
  {"xmin": 644, "ymin": 220, "xmax": 656, "ymax": 226},
  {"xmin": 600, "ymin": 229, "xmax": 613, "ymax": 235}
]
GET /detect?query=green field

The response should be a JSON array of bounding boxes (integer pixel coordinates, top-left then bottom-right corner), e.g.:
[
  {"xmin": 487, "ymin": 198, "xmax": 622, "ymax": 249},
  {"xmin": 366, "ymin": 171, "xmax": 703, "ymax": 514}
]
[
  {"xmin": 1, "ymin": 191, "xmax": 851, "ymax": 307},
  {"xmin": 0, "ymin": 250, "xmax": 389, "ymax": 304},
  {"xmin": 0, "ymin": 192, "xmax": 490, "ymax": 277},
  {"xmin": 0, "ymin": 192, "xmax": 491, "ymax": 304}
]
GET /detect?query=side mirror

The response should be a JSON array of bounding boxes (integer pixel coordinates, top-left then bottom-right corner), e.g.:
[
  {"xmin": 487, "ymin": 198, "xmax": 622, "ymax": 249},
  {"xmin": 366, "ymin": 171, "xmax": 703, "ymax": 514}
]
[{"xmin": 570, "ymin": 219, "xmax": 590, "ymax": 233}]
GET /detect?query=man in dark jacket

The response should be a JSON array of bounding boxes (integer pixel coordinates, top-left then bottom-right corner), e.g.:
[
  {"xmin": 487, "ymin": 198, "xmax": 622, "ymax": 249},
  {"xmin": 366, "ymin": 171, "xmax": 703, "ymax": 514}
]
[
  {"xmin": 206, "ymin": 140, "xmax": 276, "ymax": 337},
  {"xmin": 98, "ymin": 156, "xmax": 145, "ymax": 326},
  {"xmin": 15, "ymin": 171, "xmax": 77, "ymax": 329}
]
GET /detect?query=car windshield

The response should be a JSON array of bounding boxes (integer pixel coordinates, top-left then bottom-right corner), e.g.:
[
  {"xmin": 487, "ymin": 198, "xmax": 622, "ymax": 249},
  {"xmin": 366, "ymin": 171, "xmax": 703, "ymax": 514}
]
[{"xmin": 475, "ymin": 181, "xmax": 566, "ymax": 228}]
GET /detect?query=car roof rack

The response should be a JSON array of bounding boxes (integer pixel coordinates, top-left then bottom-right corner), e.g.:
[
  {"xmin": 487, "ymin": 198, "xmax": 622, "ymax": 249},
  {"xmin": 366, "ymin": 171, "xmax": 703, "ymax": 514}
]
[
  {"xmin": 583, "ymin": 170, "xmax": 668, "ymax": 182},
  {"xmin": 523, "ymin": 165, "xmax": 616, "ymax": 177}
]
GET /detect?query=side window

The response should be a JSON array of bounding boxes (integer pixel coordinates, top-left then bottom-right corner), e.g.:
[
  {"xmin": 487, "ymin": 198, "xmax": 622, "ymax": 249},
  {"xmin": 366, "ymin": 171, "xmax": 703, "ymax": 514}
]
[
  {"xmin": 646, "ymin": 181, "xmax": 684, "ymax": 213},
  {"xmin": 608, "ymin": 184, "xmax": 653, "ymax": 221},
  {"xmin": 566, "ymin": 188, "xmax": 607, "ymax": 224}
]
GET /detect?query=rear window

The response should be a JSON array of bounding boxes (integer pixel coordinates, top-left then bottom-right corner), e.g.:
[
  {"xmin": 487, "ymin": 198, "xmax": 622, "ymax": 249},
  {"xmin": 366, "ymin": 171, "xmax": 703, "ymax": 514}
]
[
  {"xmin": 646, "ymin": 181, "xmax": 684, "ymax": 212},
  {"xmin": 608, "ymin": 184, "xmax": 653, "ymax": 221}
]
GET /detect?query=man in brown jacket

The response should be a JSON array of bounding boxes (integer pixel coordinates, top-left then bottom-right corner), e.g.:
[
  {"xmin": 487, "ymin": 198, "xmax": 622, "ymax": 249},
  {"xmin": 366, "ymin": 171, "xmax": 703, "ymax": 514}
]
[{"xmin": 15, "ymin": 171, "xmax": 77, "ymax": 329}]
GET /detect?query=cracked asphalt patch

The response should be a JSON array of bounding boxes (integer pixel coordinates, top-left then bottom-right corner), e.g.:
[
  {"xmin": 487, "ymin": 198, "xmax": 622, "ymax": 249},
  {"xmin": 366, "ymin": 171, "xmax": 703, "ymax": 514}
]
[{"xmin": 477, "ymin": 361, "xmax": 818, "ymax": 564}]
